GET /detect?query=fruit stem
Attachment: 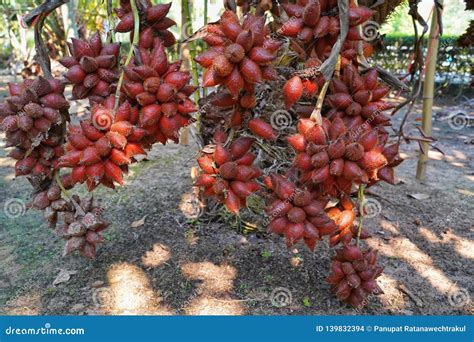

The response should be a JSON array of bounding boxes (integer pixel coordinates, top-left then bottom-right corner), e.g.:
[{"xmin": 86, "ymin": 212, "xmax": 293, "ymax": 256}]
[
  {"xmin": 114, "ymin": 0, "xmax": 140, "ymax": 113},
  {"xmin": 353, "ymin": 0, "xmax": 369, "ymax": 67},
  {"xmin": 356, "ymin": 184, "xmax": 366, "ymax": 247},
  {"xmin": 182, "ymin": 0, "xmax": 201, "ymax": 105},
  {"xmin": 311, "ymin": 54, "xmax": 341, "ymax": 124},
  {"xmin": 310, "ymin": 80, "xmax": 329, "ymax": 125},
  {"xmin": 202, "ymin": 0, "xmax": 208, "ymax": 97},
  {"xmin": 54, "ymin": 171, "xmax": 86, "ymax": 217},
  {"xmin": 106, "ymin": 0, "xmax": 116, "ymax": 43},
  {"xmin": 255, "ymin": 140, "xmax": 279, "ymax": 159},
  {"xmin": 224, "ymin": 128, "xmax": 235, "ymax": 147}
]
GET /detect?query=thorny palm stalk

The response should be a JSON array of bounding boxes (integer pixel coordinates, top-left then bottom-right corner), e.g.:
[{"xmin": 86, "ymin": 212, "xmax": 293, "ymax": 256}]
[{"xmin": 114, "ymin": 0, "xmax": 140, "ymax": 112}]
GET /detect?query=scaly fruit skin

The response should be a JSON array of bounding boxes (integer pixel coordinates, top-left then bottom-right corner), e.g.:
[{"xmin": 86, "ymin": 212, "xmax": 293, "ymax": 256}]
[
  {"xmin": 122, "ymin": 37, "xmax": 196, "ymax": 144},
  {"xmin": 58, "ymin": 95, "xmax": 148, "ymax": 191},
  {"xmin": 0, "ymin": 76, "xmax": 68, "ymax": 181},
  {"xmin": 326, "ymin": 195, "xmax": 370, "ymax": 247},
  {"xmin": 327, "ymin": 244, "xmax": 383, "ymax": 307},
  {"xmin": 288, "ymin": 115, "xmax": 401, "ymax": 197},
  {"xmin": 266, "ymin": 174, "xmax": 336, "ymax": 250},
  {"xmin": 28, "ymin": 180, "xmax": 109, "ymax": 259},
  {"xmin": 195, "ymin": 136, "xmax": 261, "ymax": 214},
  {"xmin": 279, "ymin": 0, "xmax": 374, "ymax": 109},
  {"xmin": 325, "ymin": 65, "xmax": 394, "ymax": 127},
  {"xmin": 60, "ymin": 32, "xmax": 120, "ymax": 104},
  {"xmin": 114, "ymin": 1, "xmax": 176, "ymax": 47},
  {"xmin": 195, "ymin": 10, "xmax": 280, "ymax": 101},
  {"xmin": 279, "ymin": 0, "xmax": 373, "ymax": 62}
]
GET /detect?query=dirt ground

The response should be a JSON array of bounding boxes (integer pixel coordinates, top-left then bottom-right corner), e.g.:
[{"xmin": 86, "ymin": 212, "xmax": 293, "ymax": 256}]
[{"xmin": 0, "ymin": 76, "xmax": 473, "ymax": 316}]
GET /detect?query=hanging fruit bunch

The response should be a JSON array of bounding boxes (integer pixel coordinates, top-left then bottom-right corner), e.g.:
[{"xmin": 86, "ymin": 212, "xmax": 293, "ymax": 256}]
[
  {"xmin": 29, "ymin": 177, "xmax": 109, "ymax": 258},
  {"xmin": 279, "ymin": 0, "xmax": 376, "ymax": 108},
  {"xmin": 0, "ymin": 0, "xmax": 196, "ymax": 259},
  {"xmin": 0, "ymin": 73, "xmax": 110, "ymax": 259},
  {"xmin": 195, "ymin": 10, "xmax": 281, "ymax": 98},
  {"xmin": 60, "ymin": 32, "xmax": 120, "ymax": 104},
  {"xmin": 327, "ymin": 245, "xmax": 383, "ymax": 307},
  {"xmin": 1, "ymin": 77, "xmax": 68, "ymax": 181},
  {"xmin": 288, "ymin": 117, "xmax": 395, "ymax": 196},
  {"xmin": 326, "ymin": 66, "xmax": 393, "ymax": 126},
  {"xmin": 58, "ymin": 95, "xmax": 148, "ymax": 191},
  {"xmin": 192, "ymin": 0, "xmax": 407, "ymax": 309},
  {"xmin": 265, "ymin": 174, "xmax": 336, "ymax": 251},
  {"xmin": 0, "ymin": 0, "xmax": 412, "ymax": 308},
  {"xmin": 195, "ymin": 136, "xmax": 262, "ymax": 214},
  {"xmin": 122, "ymin": 37, "xmax": 197, "ymax": 144},
  {"xmin": 194, "ymin": 10, "xmax": 282, "ymax": 131},
  {"xmin": 115, "ymin": 0, "xmax": 176, "ymax": 46}
]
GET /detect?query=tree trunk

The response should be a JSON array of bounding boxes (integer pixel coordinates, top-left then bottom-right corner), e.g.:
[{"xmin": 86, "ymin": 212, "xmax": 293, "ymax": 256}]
[{"xmin": 416, "ymin": 1, "xmax": 444, "ymax": 181}]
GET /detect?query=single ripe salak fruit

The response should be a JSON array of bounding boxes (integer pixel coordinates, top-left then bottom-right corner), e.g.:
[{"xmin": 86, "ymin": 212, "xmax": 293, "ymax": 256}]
[
  {"xmin": 327, "ymin": 244, "xmax": 383, "ymax": 307},
  {"xmin": 195, "ymin": 136, "xmax": 261, "ymax": 214},
  {"xmin": 248, "ymin": 118, "xmax": 276, "ymax": 140},
  {"xmin": 326, "ymin": 194, "xmax": 370, "ymax": 246},
  {"xmin": 282, "ymin": 57, "xmax": 322, "ymax": 109}
]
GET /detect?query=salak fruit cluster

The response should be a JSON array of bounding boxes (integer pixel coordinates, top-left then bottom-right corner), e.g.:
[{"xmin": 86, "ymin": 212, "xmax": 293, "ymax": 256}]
[
  {"xmin": 60, "ymin": 32, "xmax": 120, "ymax": 104},
  {"xmin": 196, "ymin": 136, "xmax": 262, "ymax": 214},
  {"xmin": 1, "ymin": 77, "xmax": 68, "ymax": 181}
]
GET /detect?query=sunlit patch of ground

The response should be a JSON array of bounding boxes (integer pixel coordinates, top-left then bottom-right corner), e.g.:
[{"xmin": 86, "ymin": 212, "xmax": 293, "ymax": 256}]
[
  {"xmin": 367, "ymin": 235, "xmax": 465, "ymax": 299},
  {"xmin": 141, "ymin": 243, "xmax": 171, "ymax": 268},
  {"xmin": 102, "ymin": 263, "xmax": 174, "ymax": 315},
  {"xmin": 181, "ymin": 262, "xmax": 244, "ymax": 315}
]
